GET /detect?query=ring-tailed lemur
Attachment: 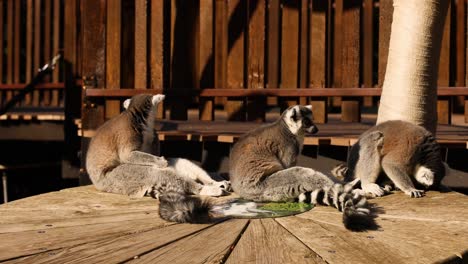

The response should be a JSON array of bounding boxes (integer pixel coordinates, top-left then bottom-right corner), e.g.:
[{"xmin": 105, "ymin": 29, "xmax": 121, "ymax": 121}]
[
  {"xmin": 332, "ymin": 120, "xmax": 448, "ymax": 198},
  {"xmin": 229, "ymin": 105, "xmax": 372, "ymax": 230},
  {"xmin": 86, "ymin": 94, "xmax": 231, "ymax": 223}
]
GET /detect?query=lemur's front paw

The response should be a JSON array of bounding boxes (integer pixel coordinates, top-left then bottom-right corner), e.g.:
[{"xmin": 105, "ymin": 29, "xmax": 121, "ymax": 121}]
[
  {"xmin": 200, "ymin": 184, "xmax": 228, "ymax": 197},
  {"xmin": 362, "ymin": 183, "xmax": 386, "ymax": 198},
  {"xmin": 405, "ymin": 189, "xmax": 425, "ymax": 198}
]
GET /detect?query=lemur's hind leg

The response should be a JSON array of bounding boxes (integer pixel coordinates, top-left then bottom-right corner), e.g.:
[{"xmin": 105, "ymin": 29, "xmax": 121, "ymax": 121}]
[
  {"xmin": 354, "ymin": 131, "xmax": 387, "ymax": 197},
  {"xmin": 381, "ymin": 161, "xmax": 424, "ymax": 198},
  {"xmin": 168, "ymin": 158, "xmax": 231, "ymax": 193}
]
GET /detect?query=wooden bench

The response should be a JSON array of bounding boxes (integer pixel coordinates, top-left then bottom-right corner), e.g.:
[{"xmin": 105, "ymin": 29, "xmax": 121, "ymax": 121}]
[{"xmin": 0, "ymin": 185, "xmax": 466, "ymax": 263}]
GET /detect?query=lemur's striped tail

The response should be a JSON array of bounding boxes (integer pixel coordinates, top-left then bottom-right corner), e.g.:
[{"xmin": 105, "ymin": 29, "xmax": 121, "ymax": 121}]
[{"xmin": 309, "ymin": 179, "xmax": 375, "ymax": 231}]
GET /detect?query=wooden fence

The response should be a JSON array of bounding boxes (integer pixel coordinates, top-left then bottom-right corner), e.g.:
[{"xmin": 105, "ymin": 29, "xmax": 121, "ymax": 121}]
[{"xmin": 1, "ymin": 0, "xmax": 468, "ymax": 125}]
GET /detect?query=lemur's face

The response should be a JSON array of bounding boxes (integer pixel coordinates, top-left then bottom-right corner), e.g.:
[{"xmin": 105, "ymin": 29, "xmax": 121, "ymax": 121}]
[
  {"xmin": 123, "ymin": 94, "xmax": 165, "ymax": 110},
  {"xmin": 283, "ymin": 105, "xmax": 318, "ymax": 135}
]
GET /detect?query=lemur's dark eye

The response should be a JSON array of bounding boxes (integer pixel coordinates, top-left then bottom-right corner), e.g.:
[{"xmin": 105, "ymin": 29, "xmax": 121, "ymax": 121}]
[{"xmin": 303, "ymin": 118, "xmax": 312, "ymax": 127}]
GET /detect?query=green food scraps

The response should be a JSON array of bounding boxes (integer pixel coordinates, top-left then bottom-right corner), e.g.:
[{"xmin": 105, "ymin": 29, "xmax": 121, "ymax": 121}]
[{"xmin": 259, "ymin": 202, "xmax": 312, "ymax": 212}]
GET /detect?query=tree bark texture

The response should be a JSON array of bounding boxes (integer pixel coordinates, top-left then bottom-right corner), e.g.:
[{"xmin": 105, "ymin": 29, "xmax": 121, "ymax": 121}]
[{"xmin": 377, "ymin": 0, "xmax": 449, "ymax": 134}]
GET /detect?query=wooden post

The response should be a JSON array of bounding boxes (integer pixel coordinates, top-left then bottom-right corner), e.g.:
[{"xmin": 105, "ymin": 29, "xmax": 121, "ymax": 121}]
[
  {"xmin": 52, "ymin": 0, "xmax": 60, "ymax": 106},
  {"xmin": 106, "ymin": 0, "xmax": 122, "ymax": 119},
  {"xmin": 214, "ymin": 0, "xmax": 228, "ymax": 111}
]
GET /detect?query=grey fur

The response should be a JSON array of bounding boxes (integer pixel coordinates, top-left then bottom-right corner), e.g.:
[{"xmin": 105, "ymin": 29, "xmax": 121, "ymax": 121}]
[
  {"xmin": 229, "ymin": 105, "xmax": 372, "ymax": 230},
  {"xmin": 333, "ymin": 120, "xmax": 446, "ymax": 198},
  {"xmin": 86, "ymin": 94, "xmax": 229, "ymax": 223}
]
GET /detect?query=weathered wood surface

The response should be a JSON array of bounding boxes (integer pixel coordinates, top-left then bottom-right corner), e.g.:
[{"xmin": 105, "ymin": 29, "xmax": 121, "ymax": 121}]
[{"xmin": 0, "ymin": 186, "xmax": 467, "ymax": 263}]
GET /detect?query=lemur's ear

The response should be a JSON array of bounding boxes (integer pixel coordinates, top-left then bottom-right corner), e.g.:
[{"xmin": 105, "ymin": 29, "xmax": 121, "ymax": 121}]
[
  {"xmin": 306, "ymin": 105, "xmax": 313, "ymax": 110},
  {"xmin": 123, "ymin": 99, "xmax": 131, "ymax": 109}
]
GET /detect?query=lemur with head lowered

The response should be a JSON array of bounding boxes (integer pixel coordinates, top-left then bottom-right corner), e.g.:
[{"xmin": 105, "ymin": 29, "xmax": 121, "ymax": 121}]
[
  {"xmin": 229, "ymin": 106, "xmax": 372, "ymax": 230},
  {"xmin": 332, "ymin": 120, "xmax": 447, "ymax": 198},
  {"xmin": 86, "ymin": 94, "xmax": 231, "ymax": 222}
]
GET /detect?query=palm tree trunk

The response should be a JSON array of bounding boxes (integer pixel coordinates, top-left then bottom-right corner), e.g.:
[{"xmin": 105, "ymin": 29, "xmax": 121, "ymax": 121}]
[{"xmin": 377, "ymin": 0, "xmax": 449, "ymax": 134}]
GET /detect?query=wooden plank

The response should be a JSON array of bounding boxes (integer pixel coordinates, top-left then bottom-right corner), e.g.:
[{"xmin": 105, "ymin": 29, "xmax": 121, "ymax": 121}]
[
  {"xmin": 135, "ymin": 0, "xmax": 148, "ymax": 89},
  {"xmin": 199, "ymin": 0, "xmax": 215, "ymax": 121},
  {"xmin": 41, "ymin": 0, "xmax": 51, "ymax": 106},
  {"xmin": 309, "ymin": 0, "xmax": 328, "ymax": 123},
  {"xmin": 438, "ymin": 2, "xmax": 452, "ymax": 125},
  {"xmin": 6, "ymin": 0, "xmax": 14, "ymax": 102},
  {"xmin": 340, "ymin": 0, "xmax": 361, "ymax": 122},
  {"xmin": 24, "ymin": 0, "xmax": 33, "ymax": 105},
  {"xmin": 7, "ymin": 223, "xmax": 215, "ymax": 264},
  {"xmin": 128, "ymin": 219, "xmax": 249, "ymax": 264},
  {"xmin": 150, "ymin": 0, "xmax": 165, "ymax": 119},
  {"xmin": 0, "ymin": 218, "xmax": 172, "ymax": 262},
  {"xmin": 266, "ymin": 0, "xmax": 280, "ymax": 106},
  {"xmin": 226, "ymin": 218, "xmax": 325, "ymax": 264},
  {"xmin": 378, "ymin": 0, "xmax": 393, "ymax": 87},
  {"xmin": 226, "ymin": 0, "xmax": 246, "ymax": 121},
  {"xmin": 362, "ymin": 0, "xmax": 373, "ymax": 107},
  {"xmin": 33, "ymin": 0, "xmax": 41, "ymax": 106},
  {"xmin": 51, "ymin": 0, "xmax": 60, "ymax": 106},
  {"xmin": 280, "ymin": 0, "xmax": 300, "ymax": 110},
  {"xmin": 246, "ymin": 0, "xmax": 266, "ymax": 122},
  {"xmin": 277, "ymin": 191, "xmax": 468, "ymax": 264},
  {"xmin": 106, "ymin": 0, "xmax": 122, "ymax": 119}
]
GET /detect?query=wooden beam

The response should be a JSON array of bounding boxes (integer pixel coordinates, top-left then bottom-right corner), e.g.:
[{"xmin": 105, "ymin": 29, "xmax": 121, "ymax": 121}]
[{"xmin": 84, "ymin": 87, "xmax": 468, "ymax": 98}]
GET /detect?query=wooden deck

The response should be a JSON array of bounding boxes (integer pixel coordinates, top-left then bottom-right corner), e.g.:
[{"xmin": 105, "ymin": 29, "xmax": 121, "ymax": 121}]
[{"xmin": 0, "ymin": 186, "xmax": 466, "ymax": 263}]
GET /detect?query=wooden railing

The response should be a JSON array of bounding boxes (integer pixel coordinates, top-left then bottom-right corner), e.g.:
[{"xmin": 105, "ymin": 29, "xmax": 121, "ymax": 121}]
[{"xmin": 80, "ymin": 0, "xmax": 468, "ymax": 128}]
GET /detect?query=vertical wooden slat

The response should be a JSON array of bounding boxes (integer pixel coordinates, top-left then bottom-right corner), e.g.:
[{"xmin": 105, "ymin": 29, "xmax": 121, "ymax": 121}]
[
  {"xmin": 0, "ymin": 1, "xmax": 3, "ymax": 107},
  {"xmin": 438, "ymin": 2, "xmax": 451, "ymax": 125},
  {"xmin": 106, "ymin": 0, "xmax": 122, "ymax": 119},
  {"xmin": 339, "ymin": 0, "xmax": 361, "ymax": 122},
  {"xmin": 6, "ymin": 0, "xmax": 14, "ymax": 102},
  {"xmin": 214, "ymin": 0, "xmax": 228, "ymax": 107},
  {"xmin": 247, "ymin": 0, "xmax": 266, "ymax": 122},
  {"xmin": 362, "ymin": 0, "xmax": 373, "ymax": 107},
  {"xmin": 378, "ymin": 0, "xmax": 393, "ymax": 87},
  {"xmin": 199, "ymin": 0, "xmax": 214, "ymax": 121},
  {"xmin": 13, "ymin": 0, "xmax": 20, "ymax": 84},
  {"xmin": 280, "ymin": 0, "xmax": 300, "ymax": 110},
  {"xmin": 43, "ymin": 0, "xmax": 51, "ymax": 106},
  {"xmin": 456, "ymin": 0, "xmax": 467, "ymax": 122},
  {"xmin": 51, "ymin": 0, "xmax": 60, "ymax": 106},
  {"xmin": 135, "ymin": 0, "xmax": 147, "ymax": 89},
  {"xmin": 266, "ymin": 0, "xmax": 279, "ymax": 105},
  {"xmin": 24, "ymin": 0, "xmax": 33, "ymax": 105},
  {"xmin": 150, "ymin": 0, "xmax": 165, "ymax": 119},
  {"xmin": 298, "ymin": 0, "xmax": 308, "ymax": 106},
  {"xmin": 33, "ymin": 0, "xmax": 41, "ymax": 106},
  {"xmin": 309, "ymin": 0, "xmax": 328, "ymax": 123},
  {"xmin": 169, "ymin": 0, "xmax": 196, "ymax": 120},
  {"xmin": 226, "ymin": 0, "xmax": 246, "ymax": 121}
]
